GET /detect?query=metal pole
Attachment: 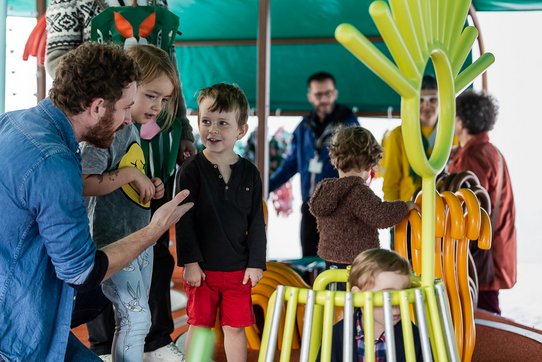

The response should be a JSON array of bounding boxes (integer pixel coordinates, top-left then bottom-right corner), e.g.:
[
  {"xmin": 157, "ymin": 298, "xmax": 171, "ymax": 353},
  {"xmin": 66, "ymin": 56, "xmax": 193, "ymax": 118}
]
[
  {"xmin": 256, "ymin": 0, "xmax": 270, "ymax": 196},
  {"xmin": 343, "ymin": 292, "xmax": 354, "ymax": 362},
  {"xmin": 414, "ymin": 289, "xmax": 433, "ymax": 362},
  {"xmin": 435, "ymin": 283, "xmax": 460, "ymax": 362},
  {"xmin": 383, "ymin": 291, "xmax": 397, "ymax": 362},
  {"xmin": 468, "ymin": 4, "xmax": 488, "ymax": 93},
  {"xmin": 0, "ymin": 0, "xmax": 7, "ymax": 114},
  {"xmin": 299, "ymin": 290, "xmax": 315, "ymax": 362},
  {"xmin": 265, "ymin": 285, "xmax": 285, "ymax": 362},
  {"xmin": 37, "ymin": 0, "xmax": 47, "ymax": 102}
]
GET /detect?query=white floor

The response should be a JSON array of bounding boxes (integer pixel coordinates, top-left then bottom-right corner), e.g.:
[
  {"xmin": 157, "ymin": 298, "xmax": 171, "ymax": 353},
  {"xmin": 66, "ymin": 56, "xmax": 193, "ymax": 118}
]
[{"xmin": 500, "ymin": 263, "xmax": 542, "ymax": 330}]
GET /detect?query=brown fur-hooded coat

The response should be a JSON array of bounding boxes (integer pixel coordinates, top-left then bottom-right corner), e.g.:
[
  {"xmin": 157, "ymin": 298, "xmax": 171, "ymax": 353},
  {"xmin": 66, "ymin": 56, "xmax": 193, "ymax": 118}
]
[{"xmin": 309, "ymin": 176, "xmax": 408, "ymax": 264}]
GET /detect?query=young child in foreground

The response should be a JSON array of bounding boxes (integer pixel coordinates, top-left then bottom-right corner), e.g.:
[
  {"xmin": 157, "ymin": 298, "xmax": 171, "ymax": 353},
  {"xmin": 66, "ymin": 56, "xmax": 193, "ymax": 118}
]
[
  {"xmin": 327, "ymin": 248, "xmax": 423, "ymax": 361},
  {"xmin": 81, "ymin": 44, "xmax": 180, "ymax": 361},
  {"xmin": 175, "ymin": 83, "xmax": 267, "ymax": 361},
  {"xmin": 309, "ymin": 126, "xmax": 417, "ymax": 269}
]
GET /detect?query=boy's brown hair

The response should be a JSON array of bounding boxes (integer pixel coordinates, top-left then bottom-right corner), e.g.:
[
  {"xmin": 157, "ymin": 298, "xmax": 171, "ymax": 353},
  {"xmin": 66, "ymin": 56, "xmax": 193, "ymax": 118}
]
[
  {"xmin": 50, "ymin": 42, "xmax": 141, "ymax": 116},
  {"xmin": 348, "ymin": 248, "xmax": 411, "ymax": 290},
  {"xmin": 126, "ymin": 44, "xmax": 180, "ymax": 130},
  {"xmin": 329, "ymin": 126, "xmax": 383, "ymax": 173},
  {"xmin": 197, "ymin": 83, "xmax": 249, "ymax": 127}
]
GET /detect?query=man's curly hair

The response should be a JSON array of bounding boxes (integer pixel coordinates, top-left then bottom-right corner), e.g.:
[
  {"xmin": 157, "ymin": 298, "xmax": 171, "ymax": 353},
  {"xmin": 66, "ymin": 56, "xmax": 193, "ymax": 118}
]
[
  {"xmin": 456, "ymin": 90, "xmax": 499, "ymax": 135},
  {"xmin": 49, "ymin": 42, "xmax": 141, "ymax": 115},
  {"xmin": 329, "ymin": 126, "xmax": 383, "ymax": 172}
]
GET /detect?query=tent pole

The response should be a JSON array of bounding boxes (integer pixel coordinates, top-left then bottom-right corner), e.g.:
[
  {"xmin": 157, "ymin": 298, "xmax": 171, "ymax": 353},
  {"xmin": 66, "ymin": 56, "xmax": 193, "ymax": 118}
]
[
  {"xmin": 0, "ymin": 1, "xmax": 7, "ymax": 114},
  {"xmin": 256, "ymin": 0, "xmax": 270, "ymax": 197},
  {"xmin": 37, "ymin": 0, "xmax": 46, "ymax": 102},
  {"xmin": 469, "ymin": 4, "xmax": 488, "ymax": 92}
]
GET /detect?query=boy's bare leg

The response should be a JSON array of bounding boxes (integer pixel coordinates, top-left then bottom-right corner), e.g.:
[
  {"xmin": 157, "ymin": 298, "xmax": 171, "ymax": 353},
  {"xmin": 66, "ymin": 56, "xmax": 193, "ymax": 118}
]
[
  {"xmin": 184, "ymin": 325, "xmax": 194, "ymax": 356},
  {"xmin": 223, "ymin": 326, "xmax": 247, "ymax": 362}
]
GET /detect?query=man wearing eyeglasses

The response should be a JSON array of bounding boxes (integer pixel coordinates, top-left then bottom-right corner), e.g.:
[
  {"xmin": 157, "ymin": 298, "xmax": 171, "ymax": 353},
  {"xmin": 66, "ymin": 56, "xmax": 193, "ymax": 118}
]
[
  {"xmin": 269, "ymin": 72, "xmax": 359, "ymax": 257},
  {"xmin": 382, "ymin": 75, "xmax": 439, "ymax": 202}
]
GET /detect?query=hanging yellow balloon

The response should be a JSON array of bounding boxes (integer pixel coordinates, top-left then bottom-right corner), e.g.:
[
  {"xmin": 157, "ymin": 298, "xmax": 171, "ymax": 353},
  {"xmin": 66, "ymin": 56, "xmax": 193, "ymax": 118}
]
[{"xmin": 335, "ymin": 1, "xmax": 494, "ymax": 360}]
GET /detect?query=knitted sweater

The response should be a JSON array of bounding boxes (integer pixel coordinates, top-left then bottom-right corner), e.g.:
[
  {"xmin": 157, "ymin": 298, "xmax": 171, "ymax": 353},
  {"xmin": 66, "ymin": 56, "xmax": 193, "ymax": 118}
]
[
  {"xmin": 46, "ymin": 0, "xmax": 169, "ymax": 76},
  {"xmin": 309, "ymin": 176, "xmax": 409, "ymax": 264}
]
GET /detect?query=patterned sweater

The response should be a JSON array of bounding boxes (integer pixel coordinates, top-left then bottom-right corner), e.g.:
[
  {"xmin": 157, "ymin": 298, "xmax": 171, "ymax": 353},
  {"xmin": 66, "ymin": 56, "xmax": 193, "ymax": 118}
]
[
  {"xmin": 309, "ymin": 176, "xmax": 409, "ymax": 264},
  {"xmin": 46, "ymin": 0, "xmax": 170, "ymax": 75}
]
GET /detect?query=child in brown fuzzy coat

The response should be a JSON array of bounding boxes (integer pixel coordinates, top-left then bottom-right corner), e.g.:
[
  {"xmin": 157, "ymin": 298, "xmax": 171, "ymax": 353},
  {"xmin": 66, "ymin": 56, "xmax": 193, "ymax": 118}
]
[{"xmin": 309, "ymin": 126, "xmax": 417, "ymax": 270}]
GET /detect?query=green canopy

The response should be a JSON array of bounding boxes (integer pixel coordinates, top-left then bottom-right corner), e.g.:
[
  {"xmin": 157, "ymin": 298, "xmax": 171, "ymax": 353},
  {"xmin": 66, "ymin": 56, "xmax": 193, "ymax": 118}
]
[
  {"xmin": 6, "ymin": 0, "xmax": 542, "ymax": 113},
  {"xmin": 7, "ymin": 0, "xmax": 542, "ymax": 17}
]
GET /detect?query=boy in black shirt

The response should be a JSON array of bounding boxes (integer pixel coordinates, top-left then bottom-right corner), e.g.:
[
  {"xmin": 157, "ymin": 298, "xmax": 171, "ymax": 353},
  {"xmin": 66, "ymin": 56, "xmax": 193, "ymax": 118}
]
[{"xmin": 175, "ymin": 83, "xmax": 267, "ymax": 361}]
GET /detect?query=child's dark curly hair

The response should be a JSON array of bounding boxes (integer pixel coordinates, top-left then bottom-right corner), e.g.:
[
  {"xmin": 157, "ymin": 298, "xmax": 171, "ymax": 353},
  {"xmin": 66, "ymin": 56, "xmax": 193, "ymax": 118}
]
[
  {"xmin": 456, "ymin": 91, "xmax": 499, "ymax": 135},
  {"xmin": 329, "ymin": 126, "xmax": 382, "ymax": 172}
]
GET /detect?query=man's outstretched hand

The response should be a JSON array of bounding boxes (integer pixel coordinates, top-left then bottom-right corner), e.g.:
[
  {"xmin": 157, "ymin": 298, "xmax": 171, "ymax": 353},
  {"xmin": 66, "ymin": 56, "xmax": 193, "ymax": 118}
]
[{"xmin": 150, "ymin": 189, "xmax": 193, "ymax": 237}]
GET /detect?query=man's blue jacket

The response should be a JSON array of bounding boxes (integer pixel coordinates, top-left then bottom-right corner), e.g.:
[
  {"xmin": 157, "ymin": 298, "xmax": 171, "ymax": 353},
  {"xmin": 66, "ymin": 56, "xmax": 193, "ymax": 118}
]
[{"xmin": 269, "ymin": 104, "xmax": 359, "ymax": 203}]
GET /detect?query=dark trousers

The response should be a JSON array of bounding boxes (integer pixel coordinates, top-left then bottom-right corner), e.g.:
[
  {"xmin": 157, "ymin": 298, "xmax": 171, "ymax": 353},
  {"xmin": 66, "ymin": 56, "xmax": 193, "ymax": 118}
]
[
  {"xmin": 300, "ymin": 202, "xmax": 319, "ymax": 257},
  {"xmin": 81, "ymin": 179, "xmax": 177, "ymax": 354},
  {"xmin": 478, "ymin": 290, "xmax": 501, "ymax": 315},
  {"xmin": 71, "ymin": 285, "xmax": 111, "ymax": 330}
]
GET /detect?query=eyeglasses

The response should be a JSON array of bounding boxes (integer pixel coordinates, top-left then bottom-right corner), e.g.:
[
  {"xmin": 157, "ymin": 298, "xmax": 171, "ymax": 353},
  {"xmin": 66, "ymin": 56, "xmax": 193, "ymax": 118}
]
[
  {"xmin": 312, "ymin": 89, "xmax": 336, "ymax": 100},
  {"xmin": 420, "ymin": 95, "xmax": 438, "ymax": 105}
]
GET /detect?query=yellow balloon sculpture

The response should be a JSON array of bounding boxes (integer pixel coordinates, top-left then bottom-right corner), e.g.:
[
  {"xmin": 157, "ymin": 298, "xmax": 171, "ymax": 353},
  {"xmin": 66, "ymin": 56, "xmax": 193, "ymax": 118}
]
[{"xmin": 335, "ymin": 0, "xmax": 494, "ymax": 360}]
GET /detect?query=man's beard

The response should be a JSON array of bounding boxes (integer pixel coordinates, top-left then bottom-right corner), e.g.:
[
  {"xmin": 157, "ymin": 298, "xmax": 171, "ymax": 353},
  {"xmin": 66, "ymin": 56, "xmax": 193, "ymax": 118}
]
[
  {"xmin": 317, "ymin": 103, "xmax": 334, "ymax": 116},
  {"xmin": 83, "ymin": 106, "xmax": 124, "ymax": 148}
]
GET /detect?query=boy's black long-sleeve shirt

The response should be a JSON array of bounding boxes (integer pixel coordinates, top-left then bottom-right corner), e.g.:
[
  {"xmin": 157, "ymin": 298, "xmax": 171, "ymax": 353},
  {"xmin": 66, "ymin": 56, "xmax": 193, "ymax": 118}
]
[{"xmin": 175, "ymin": 153, "xmax": 267, "ymax": 271}]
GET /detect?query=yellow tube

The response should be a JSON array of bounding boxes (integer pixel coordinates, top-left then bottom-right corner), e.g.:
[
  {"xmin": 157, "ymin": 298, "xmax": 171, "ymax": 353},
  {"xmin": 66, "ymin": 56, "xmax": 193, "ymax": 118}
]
[
  {"xmin": 370, "ymin": 1, "xmax": 420, "ymax": 79},
  {"xmin": 335, "ymin": 24, "xmax": 417, "ymax": 98}
]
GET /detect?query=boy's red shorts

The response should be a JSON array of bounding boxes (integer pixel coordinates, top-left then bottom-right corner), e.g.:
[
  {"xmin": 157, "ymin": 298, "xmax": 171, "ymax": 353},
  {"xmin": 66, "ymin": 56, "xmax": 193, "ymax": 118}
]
[{"xmin": 184, "ymin": 269, "xmax": 255, "ymax": 328}]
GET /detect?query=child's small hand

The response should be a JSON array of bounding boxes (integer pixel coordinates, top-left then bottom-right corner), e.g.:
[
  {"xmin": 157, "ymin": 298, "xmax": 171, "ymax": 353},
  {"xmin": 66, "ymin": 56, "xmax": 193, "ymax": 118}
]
[
  {"xmin": 243, "ymin": 268, "xmax": 263, "ymax": 287},
  {"xmin": 151, "ymin": 177, "xmax": 165, "ymax": 200},
  {"xmin": 132, "ymin": 170, "xmax": 155, "ymax": 204},
  {"xmin": 406, "ymin": 201, "xmax": 419, "ymax": 212},
  {"xmin": 183, "ymin": 262, "xmax": 206, "ymax": 287},
  {"xmin": 179, "ymin": 139, "xmax": 197, "ymax": 163}
]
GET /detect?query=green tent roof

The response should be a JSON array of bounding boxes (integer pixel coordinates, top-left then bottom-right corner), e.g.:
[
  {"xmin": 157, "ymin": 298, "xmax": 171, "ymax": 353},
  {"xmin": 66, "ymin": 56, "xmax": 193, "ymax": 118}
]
[
  {"xmin": 6, "ymin": 0, "xmax": 542, "ymax": 112},
  {"xmin": 7, "ymin": 0, "xmax": 542, "ymax": 17}
]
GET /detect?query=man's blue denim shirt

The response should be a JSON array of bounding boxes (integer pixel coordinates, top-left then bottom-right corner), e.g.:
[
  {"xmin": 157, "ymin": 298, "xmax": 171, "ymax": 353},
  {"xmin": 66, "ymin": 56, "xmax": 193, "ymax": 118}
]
[{"xmin": 0, "ymin": 99, "xmax": 96, "ymax": 361}]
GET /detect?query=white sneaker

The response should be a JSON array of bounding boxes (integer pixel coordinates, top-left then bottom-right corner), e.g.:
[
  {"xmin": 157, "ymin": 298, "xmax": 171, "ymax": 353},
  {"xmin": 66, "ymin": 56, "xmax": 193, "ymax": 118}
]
[
  {"xmin": 143, "ymin": 342, "xmax": 185, "ymax": 362},
  {"xmin": 98, "ymin": 354, "xmax": 112, "ymax": 362}
]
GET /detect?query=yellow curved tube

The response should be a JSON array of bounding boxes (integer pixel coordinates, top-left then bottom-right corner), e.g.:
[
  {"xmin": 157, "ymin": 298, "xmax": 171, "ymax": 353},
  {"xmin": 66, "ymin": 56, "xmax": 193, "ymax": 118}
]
[
  {"xmin": 279, "ymin": 288, "xmax": 300, "ymax": 362},
  {"xmin": 456, "ymin": 53, "xmax": 496, "ymax": 92},
  {"xmin": 452, "ymin": 26, "xmax": 479, "ymax": 76},
  {"xmin": 370, "ymin": 1, "xmax": 420, "ymax": 79},
  {"xmin": 414, "ymin": 191, "xmax": 446, "ymax": 237},
  {"xmin": 408, "ymin": 209, "xmax": 423, "ymax": 276},
  {"xmin": 266, "ymin": 262, "xmax": 310, "ymax": 288},
  {"xmin": 394, "ymin": 217, "xmax": 409, "ymax": 260},
  {"xmin": 335, "ymin": 24, "xmax": 417, "ymax": 98},
  {"xmin": 447, "ymin": 0, "xmax": 471, "ymax": 50},
  {"xmin": 478, "ymin": 209, "xmax": 492, "ymax": 250},
  {"xmin": 442, "ymin": 191, "xmax": 466, "ymax": 239},
  {"xmin": 443, "ymin": 209, "xmax": 464, "ymax": 358},
  {"xmin": 456, "ymin": 189, "xmax": 482, "ymax": 240},
  {"xmin": 386, "ymin": 0, "xmax": 424, "ymax": 67},
  {"xmin": 457, "ymin": 234, "xmax": 476, "ymax": 361},
  {"xmin": 262, "ymin": 270, "xmax": 299, "ymax": 288}
]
